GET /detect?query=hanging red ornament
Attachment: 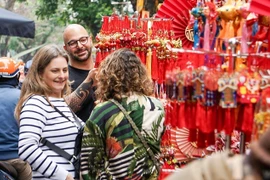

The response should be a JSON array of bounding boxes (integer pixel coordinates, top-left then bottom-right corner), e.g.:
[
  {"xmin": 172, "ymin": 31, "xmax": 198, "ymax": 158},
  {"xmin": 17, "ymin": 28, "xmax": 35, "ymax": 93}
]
[{"xmin": 94, "ymin": 49, "xmax": 102, "ymax": 68}]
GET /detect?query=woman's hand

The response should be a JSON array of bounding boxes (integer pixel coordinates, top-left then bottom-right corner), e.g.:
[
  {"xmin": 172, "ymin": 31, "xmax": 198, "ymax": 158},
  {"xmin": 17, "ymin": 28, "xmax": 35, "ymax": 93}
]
[
  {"xmin": 66, "ymin": 173, "xmax": 74, "ymax": 180},
  {"xmin": 86, "ymin": 68, "xmax": 98, "ymax": 87}
]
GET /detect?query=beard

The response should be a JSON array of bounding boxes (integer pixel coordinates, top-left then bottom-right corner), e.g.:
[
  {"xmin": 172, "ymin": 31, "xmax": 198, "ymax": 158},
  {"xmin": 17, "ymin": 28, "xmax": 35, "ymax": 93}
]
[{"xmin": 69, "ymin": 48, "xmax": 92, "ymax": 62}]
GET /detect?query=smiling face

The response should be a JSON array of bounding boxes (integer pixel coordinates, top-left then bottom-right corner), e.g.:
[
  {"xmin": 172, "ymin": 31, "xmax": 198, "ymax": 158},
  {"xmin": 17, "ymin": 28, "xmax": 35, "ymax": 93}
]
[
  {"xmin": 41, "ymin": 56, "xmax": 69, "ymax": 98},
  {"xmin": 63, "ymin": 24, "xmax": 92, "ymax": 63}
]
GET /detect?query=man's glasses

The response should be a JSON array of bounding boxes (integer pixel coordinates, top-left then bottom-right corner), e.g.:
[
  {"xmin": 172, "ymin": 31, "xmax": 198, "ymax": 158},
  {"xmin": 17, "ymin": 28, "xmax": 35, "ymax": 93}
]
[{"xmin": 67, "ymin": 36, "xmax": 89, "ymax": 48}]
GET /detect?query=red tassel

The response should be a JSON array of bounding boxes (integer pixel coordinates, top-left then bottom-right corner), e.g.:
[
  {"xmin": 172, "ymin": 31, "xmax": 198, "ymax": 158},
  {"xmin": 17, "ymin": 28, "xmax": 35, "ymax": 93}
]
[
  {"xmin": 195, "ymin": 101, "xmax": 202, "ymax": 129},
  {"xmin": 94, "ymin": 49, "xmax": 102, "ymax": 68},
  {"xmin": 206, "ymin": 106, "xmax": 215, "ymax": 133},
  {"xmin": 188, "ymin": 128, "xmax": 197, "ymax": 142},
  {"xmin": 236, "ymin": 104, "xmax": 244, "ymax": 131},
  {"xmin": 241, "ymin": 103, "xmax": 255, "ymax": 134},
  {"xmin": 151, "ymin": 48, "xmax": 158, "ymax": 81},
  {"xmin": 171, "ymin": 101, "xmax": 178, "ymax": 128},
  {"xmin": 197, "ymin": 130, "xmax": 206, "ymax": 148},
  {"xmin": 205, "ymin": 131, "xmax": 215, "ymax": 146},
  {"xmin": 177, "ymin": 102, "xmax": 186, "ymax": 128},
  {"xmin": 216, "ymin": 107, "xmax": 225, "ymax": 132},
  {"xmin": 140, "ymin": 50, "xmax": 146, "ymax": 64},
  {"xmin": 158, "ymin": 61, "xmax": 165, "ymax": 84},
  {"xmin": 224, "ymin": 108, "xmax": 236, "ymax": 135}
]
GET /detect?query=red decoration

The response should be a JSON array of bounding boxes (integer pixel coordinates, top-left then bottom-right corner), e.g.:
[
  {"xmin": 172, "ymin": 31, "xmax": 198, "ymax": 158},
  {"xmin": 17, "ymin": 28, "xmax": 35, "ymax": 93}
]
[
  {"xmin": 155, "ymin": 0, "xmax": 195, "ymax": 48},
  {"xmin": 249, "ymin": 0, "xmax": 270, "ymax": 17}
]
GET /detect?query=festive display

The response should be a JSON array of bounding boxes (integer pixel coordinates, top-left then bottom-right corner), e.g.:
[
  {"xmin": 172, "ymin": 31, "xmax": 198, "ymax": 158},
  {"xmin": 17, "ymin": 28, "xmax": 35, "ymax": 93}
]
[{"xmin": 95, "ymin": 0, "xmax": 270, "ymax": 178}]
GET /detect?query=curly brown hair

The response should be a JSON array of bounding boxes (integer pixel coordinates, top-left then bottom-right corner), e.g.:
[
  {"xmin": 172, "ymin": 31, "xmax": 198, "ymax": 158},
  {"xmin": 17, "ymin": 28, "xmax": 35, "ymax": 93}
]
[{"xmin": 95, "ymin": 48, "xmax": 154, "ymax": 102}]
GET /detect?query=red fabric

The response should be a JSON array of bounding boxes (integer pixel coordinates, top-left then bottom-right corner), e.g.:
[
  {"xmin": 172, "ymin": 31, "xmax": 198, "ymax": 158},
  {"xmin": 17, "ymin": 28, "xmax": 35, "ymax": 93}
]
[
  {"xmin": 205, "ymin": 131, "xmax": 215, "ymax": 146},
  {"xmin": 186, "ymin": 102, "xmax": 197, "ymax": 142},
  {"xmin": 216, "ymin": 107, "xmax": 225, "ymax": 132},
  {"xmin": 201, "ymin": 106, "xmax": 215, "ymax": 133},
  {"xmin": 103, "ymin": 50, "xmax": 109, "ymax": 60},
  {"xmin": 188, "ymin": 128, "xmax": 197, "ymax": 142},
  {"xmin": 158, "ymin": 61, "xmax": 166, "ymax": 84},
  {"xmin": 140, "ymin": 50, "xmax": 146, "ymax": 64},
  {"xmin": 185, "ymin": 102, "xmax": 197, "ymax": 129},
  {"xmin": 236, "ymin": 104, "xmax": 244, "ymax": 132},
  {"xmin": 224, "ymin": 108, "xmax": 236, "ymax": 135},
  {"xmin": 196, "ymin": 130, "xmax": 206, "ymax": 148},
  {"xmin": 208, "ymin": 106, "xmax": 216, "ymax": 133},
  {"xmin": 228, "ymin": 52, "xmax": 233, "ymax": 73},
  {"xmin": 94, "ymin": 50, "xmax": 102, "ymax": 68},
  {"xmin": 164, "ymin": 103, "xmax": 171, "ymax": 126},
  {"xmin": 239, "ymin": 104, "xmax": 255, "ymax": 134},
  {"xmin": 158, "ymin": 167, "xmax": 175, "ymax": 180},
  {"xmin": 171, "ymin": 101, "xmax": 178, "ymax": 128},
  {"xmin": 161, "ymin": 127, "xmax": 171, "ymax": 146},
  {"xmin": 135, "ymin": 51, "xmax": 140, "ymax": 60},
  {"xmin": 250, "ymin": 0, "xmax": 270, "ymax": 17},
  {"xmin": 177, "ymin": 102, "xmax": 186, "ymax": 128},
  {"xmin": 176, "ymin": 52, "xmax": 183, "ymax": 69},
  {"xmin": 195, "ymin": 101, "xmax": 201, "ymax": 128},
  {"xmin": 151, "ymin": 49, "xmax": 159, "ymax": 81}
]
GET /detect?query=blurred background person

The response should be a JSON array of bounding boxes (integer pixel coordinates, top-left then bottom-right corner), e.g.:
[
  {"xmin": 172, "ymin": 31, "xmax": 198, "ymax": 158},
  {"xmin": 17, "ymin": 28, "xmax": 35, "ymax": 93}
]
[
  {"xmin": 0, "ymin": 57, "xmax": 32, "ymax": 180},
  {"xmin": 80, "ymin": 48, "xmax": 165, "ymax": 179},
  {"xmin": 18, "ymin": 59, "xmax": 32, "ymax": 89},
  {"xmin": 24, "ymin": 59, "xmax": 33, "ymax": 76}
]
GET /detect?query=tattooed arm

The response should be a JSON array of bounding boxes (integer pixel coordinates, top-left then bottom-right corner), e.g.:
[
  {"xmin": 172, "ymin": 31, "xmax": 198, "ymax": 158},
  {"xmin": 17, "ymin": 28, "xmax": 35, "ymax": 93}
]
[{"xmin": 65, "ymin": 68, "xmax": 97, "ymax": 112}]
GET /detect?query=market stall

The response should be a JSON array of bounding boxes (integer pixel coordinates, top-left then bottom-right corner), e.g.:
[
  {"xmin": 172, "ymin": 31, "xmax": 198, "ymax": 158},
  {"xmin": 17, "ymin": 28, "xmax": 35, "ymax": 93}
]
[{"xmin": 94, "ymin": 0, "xmax": 270, "ymax": 178}]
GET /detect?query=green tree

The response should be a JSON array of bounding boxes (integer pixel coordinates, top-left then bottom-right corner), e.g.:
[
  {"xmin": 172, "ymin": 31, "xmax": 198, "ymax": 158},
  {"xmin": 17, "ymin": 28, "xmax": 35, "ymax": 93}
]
[
  {"xmin": 35, "ymin": 0, "xmax": 113, "ymax": 39},
  {"xmin": 0, "ymin": 0, "xmax": 57, "ymax": 59}
]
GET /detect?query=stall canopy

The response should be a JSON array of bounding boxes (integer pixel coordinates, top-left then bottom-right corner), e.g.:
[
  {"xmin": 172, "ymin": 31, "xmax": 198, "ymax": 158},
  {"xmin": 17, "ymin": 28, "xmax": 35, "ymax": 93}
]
[{"xmin": 0, "ymin": 7, "xmax": 35, "ymax": 38}]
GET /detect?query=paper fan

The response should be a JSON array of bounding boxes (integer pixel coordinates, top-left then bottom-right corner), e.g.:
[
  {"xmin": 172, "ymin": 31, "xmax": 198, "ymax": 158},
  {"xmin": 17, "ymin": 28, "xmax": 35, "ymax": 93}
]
[
  {"xmin": 250, "ymin": 0, "xmax": 270, "ymax": 17},
  {"xmin": 173, "ymin": 12, "xmax": 193, "ymax": 48},
  {"xmin": 170, "ymin": 127, "xmax": 190, "ymax": 161},
  {"xmin": 171, "ymin": 128, "xmax": 206, "ymax": 158},
  {"xmin": 156, "ymin": 0, "xmax": 195, "ymax": 48}
]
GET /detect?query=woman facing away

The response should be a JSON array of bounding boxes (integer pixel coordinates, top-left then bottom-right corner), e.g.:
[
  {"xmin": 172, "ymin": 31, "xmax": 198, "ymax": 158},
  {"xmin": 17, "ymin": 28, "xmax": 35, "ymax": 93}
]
[
  {"xmin": 14, "ymin": 44, "xmax": 84, "ymax": 180},
  {"xmin": 80, "ymin": 48, "xmax": 165, "ymax": 180}
]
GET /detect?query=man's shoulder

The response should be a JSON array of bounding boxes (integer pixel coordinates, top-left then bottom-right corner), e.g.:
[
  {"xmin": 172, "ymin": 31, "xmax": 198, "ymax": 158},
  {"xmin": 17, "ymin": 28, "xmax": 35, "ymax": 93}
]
[{"xmin": 68, "ymin": 65, "xmax": 89, "ymax": 72}]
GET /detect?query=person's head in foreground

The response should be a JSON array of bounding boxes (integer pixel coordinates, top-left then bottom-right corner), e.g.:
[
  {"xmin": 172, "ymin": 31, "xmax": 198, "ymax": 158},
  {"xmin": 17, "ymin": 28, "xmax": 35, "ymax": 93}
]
[
  {"xmin": 248, "ymin": 127, "xmax": 270, "ymax": 179},
  {"xmin": 166, "ymin": 127, "xmax": 270, "ymax": 180}
]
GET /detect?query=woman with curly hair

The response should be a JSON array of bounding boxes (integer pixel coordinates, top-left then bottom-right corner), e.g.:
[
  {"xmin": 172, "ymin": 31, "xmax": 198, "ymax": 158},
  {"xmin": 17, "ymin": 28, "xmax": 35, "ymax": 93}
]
[{"xmin": 81, "ymin": 48, "xmax": 165, "ymax": 179}]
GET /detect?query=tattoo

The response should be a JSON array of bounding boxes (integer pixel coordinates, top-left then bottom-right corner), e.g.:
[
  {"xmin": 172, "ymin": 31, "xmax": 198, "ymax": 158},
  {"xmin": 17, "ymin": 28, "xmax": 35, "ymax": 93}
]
[{"xmin": 66, "ymin": 79, "xmax": 94, "ymax": 112}]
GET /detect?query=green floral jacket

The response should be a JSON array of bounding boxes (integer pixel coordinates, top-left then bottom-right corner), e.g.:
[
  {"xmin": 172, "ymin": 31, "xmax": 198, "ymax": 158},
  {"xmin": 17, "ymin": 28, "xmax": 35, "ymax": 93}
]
[{"xmin": 81, "ymin": 94, "xmax": 165, "ymax": 180}]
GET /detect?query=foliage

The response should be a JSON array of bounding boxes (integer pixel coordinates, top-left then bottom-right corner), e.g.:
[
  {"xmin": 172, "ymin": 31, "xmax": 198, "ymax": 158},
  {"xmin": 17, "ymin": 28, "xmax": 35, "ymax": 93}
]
[
  {"xmin": 0, "ymin": 0, "xmax": 63, "ymax": 59},
  {"xmin": 35, "ymin": 0, "xmax": 114, "ymax": 39},
  {"xmin": 12, "ymin": 43, "xmax": 47, "ymax": 60},
  {"xmin": 1, "ymin": 16, "xmax": 62, "ymax": 60}
]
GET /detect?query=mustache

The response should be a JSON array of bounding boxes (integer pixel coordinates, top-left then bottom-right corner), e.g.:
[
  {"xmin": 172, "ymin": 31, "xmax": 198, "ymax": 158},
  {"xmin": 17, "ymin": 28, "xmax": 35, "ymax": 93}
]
[{"xmin": 75, "ymin": 48, "xmax": 88, "ymax": 53}]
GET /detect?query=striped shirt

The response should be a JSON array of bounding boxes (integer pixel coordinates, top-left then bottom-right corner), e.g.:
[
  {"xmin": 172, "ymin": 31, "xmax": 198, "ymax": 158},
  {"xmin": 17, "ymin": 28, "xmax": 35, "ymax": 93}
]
[
  {"xmin": 19, "ymin": 95, "xmax": 83, "ymax": 180},
  {"xmin": 81, "ymin": 94, "xmax": 165, "ymax": 179}
]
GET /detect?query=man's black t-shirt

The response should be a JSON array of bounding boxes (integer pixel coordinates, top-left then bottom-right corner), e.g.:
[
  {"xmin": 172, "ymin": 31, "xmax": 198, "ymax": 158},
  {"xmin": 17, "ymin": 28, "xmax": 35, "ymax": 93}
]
[{"xmin": 68, "ymin": 65, "xmax": 95, "ymax": 122}]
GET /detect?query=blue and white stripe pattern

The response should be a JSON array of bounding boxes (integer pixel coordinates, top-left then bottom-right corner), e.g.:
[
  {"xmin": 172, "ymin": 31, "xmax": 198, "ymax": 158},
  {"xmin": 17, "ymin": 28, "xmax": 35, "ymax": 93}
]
[{"xmin": 19, "ymin": 95, "xmax": 81, "ymax": 180}]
